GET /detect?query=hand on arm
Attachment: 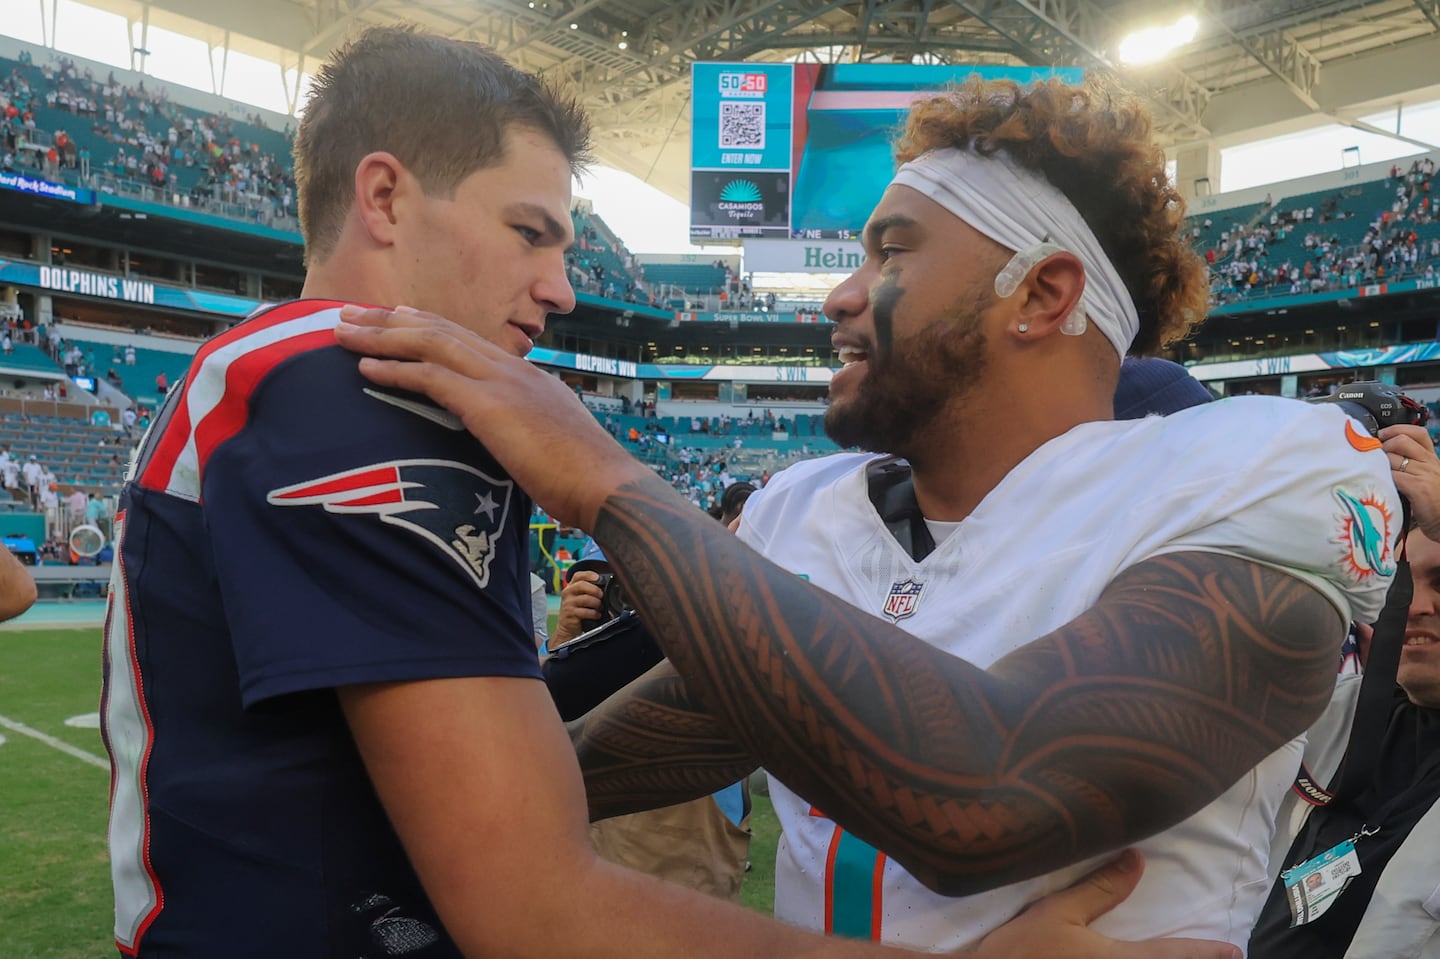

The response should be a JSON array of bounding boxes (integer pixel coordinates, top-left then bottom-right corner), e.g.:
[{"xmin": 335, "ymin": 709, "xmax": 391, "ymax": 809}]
[
  {"xmin": 342, "ymin": 675, "xmax": 1238, "ymax": 959},
  {"xmin": 587, "ymin": 487, "xmax": 1343, "ymax": 895},
  {"xmin": 339, "ymin": 675, "xmax": 921, "ymax": 959},
  {"xmin": 334, "ymin": 308, "xmax": 1344, "ymax": 896},
  {"xmin": 970, "ymin": 852, "xmax": 1239, "ymax": 959}
]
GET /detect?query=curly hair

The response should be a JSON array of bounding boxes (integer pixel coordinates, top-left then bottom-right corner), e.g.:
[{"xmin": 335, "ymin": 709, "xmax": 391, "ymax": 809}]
[{"xmin": 895, "ymin": 75, "xmax": 1207, "ymax": 355}]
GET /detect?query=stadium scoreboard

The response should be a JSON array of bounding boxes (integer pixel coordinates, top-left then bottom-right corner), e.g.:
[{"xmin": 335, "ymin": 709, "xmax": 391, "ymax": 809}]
[{"xmin": 689, "ymin": 63, "xmax": 1084, "ymax": 242}]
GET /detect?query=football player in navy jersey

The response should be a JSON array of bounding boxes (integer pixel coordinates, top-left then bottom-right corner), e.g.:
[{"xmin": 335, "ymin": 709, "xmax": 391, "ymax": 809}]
[{"xmin": 99, "ymin": 23, "xmax": 1224, "ymax": 959}]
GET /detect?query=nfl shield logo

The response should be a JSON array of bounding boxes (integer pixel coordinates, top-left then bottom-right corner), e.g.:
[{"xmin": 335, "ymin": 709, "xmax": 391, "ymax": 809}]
[{"xmin": 883, "ymin": 578, "xmax": 925, "ymax": 622}]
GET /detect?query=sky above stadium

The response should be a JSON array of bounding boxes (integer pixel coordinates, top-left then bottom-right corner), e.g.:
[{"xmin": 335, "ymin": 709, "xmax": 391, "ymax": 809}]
[{"xmin": 5, "ymin": 0, "xmax": 1440, "ymax": 255}]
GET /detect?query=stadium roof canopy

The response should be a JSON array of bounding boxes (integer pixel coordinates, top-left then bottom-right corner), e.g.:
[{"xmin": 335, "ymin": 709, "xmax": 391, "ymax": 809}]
[{"xmin": 72, "ymin": 0, "xmax": 1440, "ymax": 199}]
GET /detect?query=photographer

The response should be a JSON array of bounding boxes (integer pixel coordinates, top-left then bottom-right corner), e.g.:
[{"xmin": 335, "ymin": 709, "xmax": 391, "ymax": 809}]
[{"xmin": 1249, "ymin": 420, "xmax": 1440, "ymax": 959}]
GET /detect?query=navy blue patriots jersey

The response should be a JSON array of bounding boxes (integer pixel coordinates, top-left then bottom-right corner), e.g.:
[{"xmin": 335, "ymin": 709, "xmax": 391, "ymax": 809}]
[{"xmin": 99, "ymin": 300, "xmax": 540, "ymax": 958}]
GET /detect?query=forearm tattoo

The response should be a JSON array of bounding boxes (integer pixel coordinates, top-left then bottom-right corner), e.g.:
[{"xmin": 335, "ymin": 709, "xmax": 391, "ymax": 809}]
[
  {"xmin": 590, "ymin": 474, "xmax": 1344, "ymax": 895},
  {"xmin": 570, "ymin": 660, "xmax": 758, "ymax": 822}
]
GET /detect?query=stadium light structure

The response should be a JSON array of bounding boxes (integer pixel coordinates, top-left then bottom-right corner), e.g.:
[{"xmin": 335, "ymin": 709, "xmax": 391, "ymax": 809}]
[{"xmin": 1117, "ymin": 13, "xmax": 1199, "ymax": 66}]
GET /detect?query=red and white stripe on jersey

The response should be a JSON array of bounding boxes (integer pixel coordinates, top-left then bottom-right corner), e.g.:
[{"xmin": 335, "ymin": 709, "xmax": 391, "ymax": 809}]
[
  {"xmin": 100, "ymin": 511, "xmax": 163, "ymax": 955},
  {"xmin": 137, "ymin": 300, "xmax": 349, "ymax": 501}
]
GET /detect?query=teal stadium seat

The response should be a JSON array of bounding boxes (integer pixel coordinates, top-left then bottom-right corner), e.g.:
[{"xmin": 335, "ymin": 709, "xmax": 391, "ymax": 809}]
[
  {"xmin": 640, "ymin": 262, "xmax": 729, "ymax": 296},
  {"xmin": 0, "ymin": 343, "xmax": 67, "ymax": 376},
  {"xmin": 0, "ymin": 414, "xmax": 127, "ymax": 494},
  {"xmin": 70, "ymin": 341, "xmax": 194, "ymax": 409}
]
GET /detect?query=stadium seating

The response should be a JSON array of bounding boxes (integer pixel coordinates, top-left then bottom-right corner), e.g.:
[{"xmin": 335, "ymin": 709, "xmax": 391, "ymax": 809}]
[
  {"xmin": 640, "ymin": 261, "xmax": 729, "ymax": 296},
  {"xmin": 0, "ymin": 342, "xmax": 67, "ymax": 376},
  {"xmin": 1186, "ymin": 161, "xmax": 1439, "ymax": 307},
  {"xmin": 578, "ymin": 403, "xmax": 841, "ymax": 508},
  {"xmin": 568, "ymin": 207, "xmax": 649, "ymax": 303},
  {"xmin": 1188, "ymin": 201, "xmax": 1270, "ymax": 254},
  {"xmin": 0, "ymin": 412, "xmax": 128, "ymax": 492},
  {"xmin": 1, "ymin": 53, "xmax": 296, "ymax": 224},
  {"xmin": 1, "ymin": 52, "xmax": 665, "ymax": 301},
  {"xmin": 64, "ymin": 339, "xmax": 193, "ymax": 409}
]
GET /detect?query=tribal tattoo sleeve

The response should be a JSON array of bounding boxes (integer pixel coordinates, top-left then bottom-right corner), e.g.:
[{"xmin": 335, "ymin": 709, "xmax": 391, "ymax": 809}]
[
  {"xmin": 587, "ymin": 473, "xmax": 1345, "ymax": 896},
  {"xmin": 569, "ymin": 659, "xmax": 758, "ymax": 822}
]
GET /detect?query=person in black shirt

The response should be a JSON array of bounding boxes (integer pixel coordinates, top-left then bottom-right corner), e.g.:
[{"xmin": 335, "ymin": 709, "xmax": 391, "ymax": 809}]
[{"xmin": 1250, "ymin": 421, "xmax": 1440, "ymax": 959}]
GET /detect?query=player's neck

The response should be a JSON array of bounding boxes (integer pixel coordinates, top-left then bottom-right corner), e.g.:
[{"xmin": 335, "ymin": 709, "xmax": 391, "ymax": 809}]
[
  {"xmin": 907, "ymin": 385, "xmax": 1111, "ymax": 523},
  {"xmin": 300, "ymin": 243, "xmax": 401, "ymax": 309}
]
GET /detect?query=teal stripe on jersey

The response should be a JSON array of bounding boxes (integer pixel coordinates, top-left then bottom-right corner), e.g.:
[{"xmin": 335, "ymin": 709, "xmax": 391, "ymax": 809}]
[{"xmin": 831, "ymin": 830, "xmax": 882, "ymax": 939}]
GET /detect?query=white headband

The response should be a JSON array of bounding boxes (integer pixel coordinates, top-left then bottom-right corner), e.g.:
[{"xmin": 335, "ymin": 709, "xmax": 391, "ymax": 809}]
[{"xmin": 890, "ymin": 148, "xmax": 1140, "ymax": 359}]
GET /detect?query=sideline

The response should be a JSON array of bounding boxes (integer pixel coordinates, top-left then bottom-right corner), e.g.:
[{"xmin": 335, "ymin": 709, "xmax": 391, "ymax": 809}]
[
  {"xmin": 0, "ymin": 599, "xmax": 107, "ymax": 631},
  {"xmin": 0, "ymin": 713, "xmax": 110, "ymax": 770}
]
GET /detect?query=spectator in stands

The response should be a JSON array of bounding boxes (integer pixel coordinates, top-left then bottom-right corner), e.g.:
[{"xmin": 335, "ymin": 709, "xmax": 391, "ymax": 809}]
[
  {"xmin": 21, "ymin": 454, "xmax": 42, "ymax": 508},
  {"xmin": 67, "ymin": 487, "xmax": 86, "ymax": 528},
  {"xmin": 154, "ymin": 370, "xmax": 167, "ymax": 395},
  {"xmin": 124, "ymin": 344, "xmax": 136, "ymax": 366},
  {"xmin": 85, "ymin": 492, "xmax": 108, "ymax": 538},
  {"xmin": 38, "ymin": 479, "xmax": 57, "ymax": 526},
  {"xmin": 0, "ymin": 449, "xmax": 16, "ymax": 498}
]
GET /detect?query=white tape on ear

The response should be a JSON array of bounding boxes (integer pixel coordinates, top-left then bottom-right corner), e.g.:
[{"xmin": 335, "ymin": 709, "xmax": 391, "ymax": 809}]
[
  {"xmin": 1060, "ymin": 309, "xmax": 1088, "ymax": 337},
  {"xmin": 994, "ymin": 241, "xmax": 1065, "ymax": 297},
  {"xmin": 893, "ymin": 148, "xmax": 1135, "ymax": 357},
  {"xmin": 994, "ymin": 241, "xmax": 1089, "ymax": 337}
]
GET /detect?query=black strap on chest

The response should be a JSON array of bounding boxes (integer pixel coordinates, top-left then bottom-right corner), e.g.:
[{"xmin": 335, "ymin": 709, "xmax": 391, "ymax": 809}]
[
  {"xmin": 865, "ymin": 458, "xmax": 935, "ymax": 562},
  {"xmin": 1330, "ymin": 557, "xmax": 1413, "ymax": 805},
  {"xmin": 1291, "ymin": 516, "xmax": 1413, "ymax": 815}
]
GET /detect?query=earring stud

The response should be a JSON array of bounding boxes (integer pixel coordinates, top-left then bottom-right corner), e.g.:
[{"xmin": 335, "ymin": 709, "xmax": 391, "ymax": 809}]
[{"xmin": 1018, "ymin": 323, "xmax": 1029, "ymax": 333}]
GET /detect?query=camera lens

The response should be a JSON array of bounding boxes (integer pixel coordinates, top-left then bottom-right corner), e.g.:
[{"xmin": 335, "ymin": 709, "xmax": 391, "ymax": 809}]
[{"xmin": 602, "ymin": 576, "xmax": 630, "ymax": 619}]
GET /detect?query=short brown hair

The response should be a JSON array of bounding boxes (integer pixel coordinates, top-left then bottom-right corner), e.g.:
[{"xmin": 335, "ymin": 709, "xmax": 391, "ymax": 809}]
[
  {"xmin": 895, "ymin": 76, "xmax": 1208, "ymax": 356},
  {"xmin": 294, "ymin": 25, "xmax": 592, "ymax": 263}
]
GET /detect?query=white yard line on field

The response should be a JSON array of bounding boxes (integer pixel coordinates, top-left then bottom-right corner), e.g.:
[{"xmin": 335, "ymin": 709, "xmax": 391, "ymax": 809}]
[{"xmin": 0, "ymin": 713, "xmax": 109, "ymax": 770}]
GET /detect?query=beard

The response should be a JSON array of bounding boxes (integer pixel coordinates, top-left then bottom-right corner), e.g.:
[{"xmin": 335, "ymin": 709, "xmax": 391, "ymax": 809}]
[{"xmin": 824, "ymin": 297, "xmax": 990, "ymax": 456}]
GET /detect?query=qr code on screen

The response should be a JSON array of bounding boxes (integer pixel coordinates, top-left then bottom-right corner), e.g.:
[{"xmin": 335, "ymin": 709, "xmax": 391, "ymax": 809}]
[{"xmin": 720, "ymin": 102, "xmax": 766, "ymax": 150}]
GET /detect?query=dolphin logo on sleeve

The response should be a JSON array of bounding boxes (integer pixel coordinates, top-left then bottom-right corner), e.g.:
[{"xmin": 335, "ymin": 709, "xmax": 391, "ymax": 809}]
[{"xmin": 1333, "ymin": 487, "xmax": 1396, "ymax": 581}]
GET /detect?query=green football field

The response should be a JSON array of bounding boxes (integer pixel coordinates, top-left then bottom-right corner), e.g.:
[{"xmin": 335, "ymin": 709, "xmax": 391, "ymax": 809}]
[
  {"xmin": 0, "ymin": 627, "xmax": 113, "ymax": 959},
  {"xmin": 0, "ymin": 625, "xmax": 781, "ymax": 958}
]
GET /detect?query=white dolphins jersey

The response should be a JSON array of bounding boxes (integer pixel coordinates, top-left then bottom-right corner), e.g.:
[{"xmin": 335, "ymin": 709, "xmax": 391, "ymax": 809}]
[{"xmin": 736, "ymin": 397, "xmax": 1399, "ymax": 952}]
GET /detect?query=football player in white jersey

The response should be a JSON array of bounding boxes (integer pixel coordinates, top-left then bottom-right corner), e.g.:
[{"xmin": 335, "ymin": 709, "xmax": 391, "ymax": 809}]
[{"xmin": 334, "ymin": 76, "xmax": 1399, "ymax": 954}]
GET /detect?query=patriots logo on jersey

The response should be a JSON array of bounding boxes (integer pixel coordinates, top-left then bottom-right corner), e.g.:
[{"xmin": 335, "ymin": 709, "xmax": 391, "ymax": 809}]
[
  {"xmin": 882, "ymin": 577, "xmax": 925, "ymax": 622},
  {"xmin": 267, "ymin": 459, "xmax": 514, "ymax": 590}
]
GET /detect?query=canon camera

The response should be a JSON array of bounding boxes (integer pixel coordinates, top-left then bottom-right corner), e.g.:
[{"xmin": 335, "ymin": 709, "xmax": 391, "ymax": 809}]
[
  {"xmin": 1310, "ymin": 381, "xmax": 1428, "ymax": 435},
  {"xmin": 590, "ymin": 572, "xmax": 633, "ymax": 621}
]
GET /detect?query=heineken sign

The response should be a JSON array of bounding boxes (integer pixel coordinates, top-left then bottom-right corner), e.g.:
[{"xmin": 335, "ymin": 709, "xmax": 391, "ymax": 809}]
[{"xmin": 743, "ymin": 238, "xmax": 865, "ymax": 274}]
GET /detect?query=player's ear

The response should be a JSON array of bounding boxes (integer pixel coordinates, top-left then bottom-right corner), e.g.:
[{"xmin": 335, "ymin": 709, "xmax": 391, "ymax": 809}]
[
  {"xmin": 352, "ymin": 152, "xmax": 407, "ymax": 248},
  {"xmin": 1012, "ymin": 252, "xmax": 1085, "ymax": 339}
]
